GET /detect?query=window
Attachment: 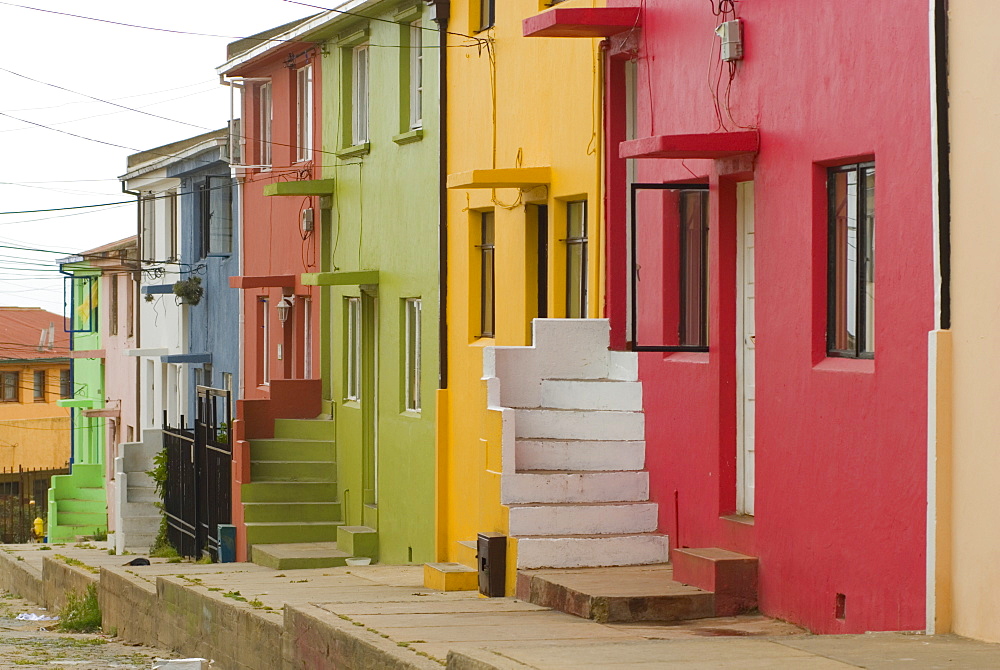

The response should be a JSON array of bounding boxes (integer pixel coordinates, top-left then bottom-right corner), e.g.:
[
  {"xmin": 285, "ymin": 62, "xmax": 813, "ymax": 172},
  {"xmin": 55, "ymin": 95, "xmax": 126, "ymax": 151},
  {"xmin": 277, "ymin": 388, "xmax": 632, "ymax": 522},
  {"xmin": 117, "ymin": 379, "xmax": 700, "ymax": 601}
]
[
  {"xmin": 828, "ymin": 162, "xmax": 875, "ymax": 358},
  {"xmin": 198, "ymin": 177, "xmax": 233, "ymax": 256},
  {"xmin": 479, "ymin": 0, "xmax": 495, "ymax": 31},
  {"xmin": 679, "ymin": 190, "xmax": 708, "ymax": 347},
  {"xmin": 345, "ymin": 297, "xmax": 362, "ymax": 400},
  {"xmin": 140, "ymin": 194, "xmax": 155, "ymax": 262},
  {"xmin": 258, "ymin": 81, "xmax": 272, "ymax": 166},
  {"xmin": 33, "ymin": 370, "xmax": 45, "ymax": 402},
  {"xmin": 404, "ymin": 299, "xmax": 422, "ymax": 411},
  {"xmin": 296, "ymin": 64, "xmax": 313, "ymax": 161},
  {"xmin": 60, "ymin": 369, "xmax": 72, "ymax": 399},
  {"xmin": 165, "ymin": 191, "xmax": 178, "ymax": 261},
  {"xmin": 409, "ymin": 22, "xmax": 423, "ymax": 129},
  {"xmin": 630, "ymin": 183, "xmax": 709, "ymax": 351},
  {"xmin": 565, "ymin": 201, "xmax": 588, "ymax": 318},
  {"xmin": 352, "ymin": 45, "xmax": 370, "ymax": 146},
  {"xmin": 479, "ymin": 211, "xmax": 496, "ymax": 337},
  {"xmin": 109, "ymin": 275, "xmax": 119, "ymax": 336},
  {"xmin": 2, "ymin": 372, "xmax": 19, "ymax": 402},
  {"xmin": 259, "ymin": 298, "xmax": 270, "ymax": 385}
]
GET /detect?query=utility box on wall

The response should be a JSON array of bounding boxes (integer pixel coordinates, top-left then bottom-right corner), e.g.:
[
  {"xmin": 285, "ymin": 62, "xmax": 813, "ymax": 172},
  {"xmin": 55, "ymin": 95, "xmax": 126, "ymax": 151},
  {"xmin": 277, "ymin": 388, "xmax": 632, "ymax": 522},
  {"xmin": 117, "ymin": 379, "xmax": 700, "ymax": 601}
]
[{"xmin": 477, "ymin": 532, "xmax": 506, "ymax": 597}]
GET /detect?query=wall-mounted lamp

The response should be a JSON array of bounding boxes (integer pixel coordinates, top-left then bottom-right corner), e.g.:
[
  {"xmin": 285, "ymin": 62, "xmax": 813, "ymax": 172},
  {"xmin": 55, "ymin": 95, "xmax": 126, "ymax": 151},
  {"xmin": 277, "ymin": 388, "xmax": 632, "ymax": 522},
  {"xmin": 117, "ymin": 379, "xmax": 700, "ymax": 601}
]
[{"xmin": 276, "ymin": 296, "xmax": 295, "ymax": 324}]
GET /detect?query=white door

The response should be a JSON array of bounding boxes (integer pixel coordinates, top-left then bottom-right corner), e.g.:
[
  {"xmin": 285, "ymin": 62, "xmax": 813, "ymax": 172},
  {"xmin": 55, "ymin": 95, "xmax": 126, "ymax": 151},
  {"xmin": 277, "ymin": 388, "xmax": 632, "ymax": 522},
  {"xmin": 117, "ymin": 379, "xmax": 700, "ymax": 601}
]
[{"xmin": 736, "ymin": 181, "xmax": 756, "ymax": 515}]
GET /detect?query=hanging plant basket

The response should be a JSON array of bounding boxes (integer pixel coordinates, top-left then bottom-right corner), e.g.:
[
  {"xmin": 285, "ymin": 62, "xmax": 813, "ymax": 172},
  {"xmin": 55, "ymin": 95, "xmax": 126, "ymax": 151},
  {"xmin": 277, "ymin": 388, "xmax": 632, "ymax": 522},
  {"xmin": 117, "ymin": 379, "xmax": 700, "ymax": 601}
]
[{"xmin": 172, "ymin": 276, "xmax": 204, "ymax": 306}]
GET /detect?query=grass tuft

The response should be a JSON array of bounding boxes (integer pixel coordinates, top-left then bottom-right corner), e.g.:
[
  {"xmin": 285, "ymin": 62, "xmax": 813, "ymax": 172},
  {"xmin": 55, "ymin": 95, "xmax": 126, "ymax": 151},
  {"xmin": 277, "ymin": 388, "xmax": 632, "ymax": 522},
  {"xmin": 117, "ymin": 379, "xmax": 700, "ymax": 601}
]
[{"xmin": 58, "ymin": 583, "xmax": 101, "ymax": 633}]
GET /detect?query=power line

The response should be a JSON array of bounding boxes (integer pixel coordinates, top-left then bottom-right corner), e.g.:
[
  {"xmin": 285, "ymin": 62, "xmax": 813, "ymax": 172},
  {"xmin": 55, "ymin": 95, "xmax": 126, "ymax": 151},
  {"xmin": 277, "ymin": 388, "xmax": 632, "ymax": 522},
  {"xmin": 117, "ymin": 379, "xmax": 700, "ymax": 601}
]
[
  {"xmin": 0, "ymin": 67, "xmax": 209, "ymax": 131},
  {"xmin": 0, "ymin": 1, "xmax": 314, "ymax": 44}
]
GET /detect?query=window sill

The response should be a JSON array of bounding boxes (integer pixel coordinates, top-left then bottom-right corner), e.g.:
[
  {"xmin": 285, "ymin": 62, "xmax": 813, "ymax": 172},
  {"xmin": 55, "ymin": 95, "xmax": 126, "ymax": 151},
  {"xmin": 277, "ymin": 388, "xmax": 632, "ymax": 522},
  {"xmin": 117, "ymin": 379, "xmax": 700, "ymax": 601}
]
[
  {"xmin": 337, "ymin": 143, "xmax": 370, "ymax": 159},
  {"xmin": 400, "ymin": 409, "xmax": 422, "ymax": 418},
  {"xmin": 342, "ymin": 399, "xmax": 361, "ymax": 409},
  {"xmin": 813, "ymin": 357, "xmax": 875, "ymax": 374},
  {"xmin": 393, "ymin": 129, "xmax": 423, "ymax": 145}
]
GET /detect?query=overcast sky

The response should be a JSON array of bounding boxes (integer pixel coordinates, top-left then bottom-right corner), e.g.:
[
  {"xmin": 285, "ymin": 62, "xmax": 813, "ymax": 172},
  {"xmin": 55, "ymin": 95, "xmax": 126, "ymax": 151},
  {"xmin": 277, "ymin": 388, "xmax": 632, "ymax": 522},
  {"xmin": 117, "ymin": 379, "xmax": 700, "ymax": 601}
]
[{"xmin": 0, "ymin": 0, "xmax": 315, "ymax": 315}]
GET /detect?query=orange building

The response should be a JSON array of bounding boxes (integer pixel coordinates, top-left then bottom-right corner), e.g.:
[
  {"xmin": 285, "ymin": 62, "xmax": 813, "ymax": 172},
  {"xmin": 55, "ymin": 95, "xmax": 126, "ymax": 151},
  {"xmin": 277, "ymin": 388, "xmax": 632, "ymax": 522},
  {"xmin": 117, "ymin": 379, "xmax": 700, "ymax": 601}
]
[{"xmin": 0, "ymin": 307, "xmax": 71, "ymax": 471}]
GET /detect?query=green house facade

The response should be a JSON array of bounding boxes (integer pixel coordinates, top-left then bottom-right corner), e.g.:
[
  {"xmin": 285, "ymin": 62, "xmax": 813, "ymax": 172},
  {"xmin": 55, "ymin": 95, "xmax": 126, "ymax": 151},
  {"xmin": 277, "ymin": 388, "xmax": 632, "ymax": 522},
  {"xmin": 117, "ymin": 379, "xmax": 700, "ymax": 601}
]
[
  {"xmin": 306, "ymin": 1, "xmax": 441, "ymax": 565},
  {"xmin": 49, "ymin": 261, "xmax": 107, "ymax": 542}
]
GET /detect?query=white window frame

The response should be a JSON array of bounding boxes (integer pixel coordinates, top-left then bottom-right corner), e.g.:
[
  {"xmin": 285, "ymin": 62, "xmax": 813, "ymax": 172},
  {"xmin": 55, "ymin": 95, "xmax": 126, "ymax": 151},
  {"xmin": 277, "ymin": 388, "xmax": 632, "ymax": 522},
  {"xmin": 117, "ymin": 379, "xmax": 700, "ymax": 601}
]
[
  {"xmin": 409, "ymin": 23, "xmax": 423, "ymax": 130},
  {"xmin": 404, "ymin": 298, "xmax": 422, "ymax": 411},
  {"xmin": 258, "ymin": 81, "xmax": 273, "ymax": 166},
  {"xmin": 345, "ymin": 297, "xmax": 362, "ymax": 401},
  {"xmin": 141, "ymin": 194, "xmax": 156, "ymax": 262},
  {"xmin": 352, "ymin": 45, "xmax": 370, "ymax": 146},
  {"xmin": 296, "ymin": 64, "xmax": 313, "ymax": 162}
]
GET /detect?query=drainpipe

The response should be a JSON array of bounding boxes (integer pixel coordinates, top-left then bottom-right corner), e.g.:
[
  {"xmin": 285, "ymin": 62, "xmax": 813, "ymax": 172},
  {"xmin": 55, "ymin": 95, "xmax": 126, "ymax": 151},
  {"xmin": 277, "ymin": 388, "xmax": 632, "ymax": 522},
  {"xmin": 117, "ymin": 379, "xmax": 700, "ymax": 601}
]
[
  {"xmin": 430, "ymin": 0, "xmax": 450, "ymax": 390},
  {"xmin": 933, "ymin": 0, "xmax": 950, "ymax": 331}
]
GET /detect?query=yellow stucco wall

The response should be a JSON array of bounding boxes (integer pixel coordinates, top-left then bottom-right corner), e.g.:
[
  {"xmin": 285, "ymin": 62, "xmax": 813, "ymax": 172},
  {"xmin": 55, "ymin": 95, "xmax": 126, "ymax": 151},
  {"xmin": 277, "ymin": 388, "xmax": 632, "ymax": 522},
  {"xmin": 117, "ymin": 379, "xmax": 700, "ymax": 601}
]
[
  {"xmin": 436, "ymin": 0, "xmax": 606, "ymax": 588},
  {"xmin": 941, "ymin": 0, "xmax": 1000, "ymax": 642},
  {"xmin": 0, "ymin": 363, "xmax": 71, "ymax": 471}
]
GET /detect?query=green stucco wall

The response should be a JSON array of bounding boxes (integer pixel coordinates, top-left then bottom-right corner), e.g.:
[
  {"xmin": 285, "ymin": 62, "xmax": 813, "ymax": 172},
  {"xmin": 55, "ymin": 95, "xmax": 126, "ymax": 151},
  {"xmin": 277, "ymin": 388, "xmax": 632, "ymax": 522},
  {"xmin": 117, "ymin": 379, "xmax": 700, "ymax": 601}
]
[{"xmin": 316, "ymin": 3, "xmax": 439, "ymax": 564}]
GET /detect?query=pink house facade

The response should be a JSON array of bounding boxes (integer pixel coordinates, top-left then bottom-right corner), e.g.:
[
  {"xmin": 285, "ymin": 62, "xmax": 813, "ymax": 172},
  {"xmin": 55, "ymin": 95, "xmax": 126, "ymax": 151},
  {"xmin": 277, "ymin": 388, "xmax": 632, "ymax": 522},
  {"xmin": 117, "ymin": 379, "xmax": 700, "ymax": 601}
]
[{"xmin": 529, "ymin": 0, "xmax": 935, "ymax": 632}]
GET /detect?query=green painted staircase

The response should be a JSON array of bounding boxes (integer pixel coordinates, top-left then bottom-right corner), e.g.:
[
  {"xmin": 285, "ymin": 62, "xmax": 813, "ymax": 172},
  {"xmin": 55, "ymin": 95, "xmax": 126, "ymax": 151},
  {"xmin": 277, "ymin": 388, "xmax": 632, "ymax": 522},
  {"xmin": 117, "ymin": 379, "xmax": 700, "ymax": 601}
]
[
  {"xmin": 242, "ymin": 418, "xmax": 343, "ymax": 554},
  {"xmin": 47, "ymin": 463, "xmax": 108, "ymax": 543}
]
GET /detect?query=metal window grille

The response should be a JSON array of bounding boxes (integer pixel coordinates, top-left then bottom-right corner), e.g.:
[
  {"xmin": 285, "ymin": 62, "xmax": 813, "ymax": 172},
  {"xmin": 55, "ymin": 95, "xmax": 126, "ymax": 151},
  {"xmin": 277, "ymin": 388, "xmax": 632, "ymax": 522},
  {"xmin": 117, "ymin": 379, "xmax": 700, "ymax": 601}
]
[
  {"xmin": 479, "ymin": 212, "xmax": 496, "ymax": 337},
  {"xmin": 565, "ymin": 201, "xmax": 588, "ymax": 318}
]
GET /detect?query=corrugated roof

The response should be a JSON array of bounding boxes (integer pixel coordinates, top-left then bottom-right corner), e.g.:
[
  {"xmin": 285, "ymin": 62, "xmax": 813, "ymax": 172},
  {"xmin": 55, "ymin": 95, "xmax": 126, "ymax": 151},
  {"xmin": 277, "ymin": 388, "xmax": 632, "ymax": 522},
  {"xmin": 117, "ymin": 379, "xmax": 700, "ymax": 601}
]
[{"xmin": 0, "ymin": 307, "xmax": 70, "ymax": 362}]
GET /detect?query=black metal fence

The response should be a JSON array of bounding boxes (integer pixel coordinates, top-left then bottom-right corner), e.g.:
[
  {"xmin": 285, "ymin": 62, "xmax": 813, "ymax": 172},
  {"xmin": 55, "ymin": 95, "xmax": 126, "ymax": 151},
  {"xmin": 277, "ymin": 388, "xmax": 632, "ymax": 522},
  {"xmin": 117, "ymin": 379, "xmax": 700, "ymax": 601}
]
[
  {"xmin": 162, "ymin": 386, "xmax": 232, "ymax": 560},
  {"xmin": 0, "ymin": 465, "xmax": 68, "ymax": 543}
]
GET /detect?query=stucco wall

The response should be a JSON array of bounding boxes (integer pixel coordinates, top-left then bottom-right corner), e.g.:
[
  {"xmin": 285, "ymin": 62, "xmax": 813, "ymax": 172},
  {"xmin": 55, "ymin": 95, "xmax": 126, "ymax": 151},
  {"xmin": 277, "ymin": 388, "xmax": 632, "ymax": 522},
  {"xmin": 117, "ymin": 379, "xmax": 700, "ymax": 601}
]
[
  {"xmin": 604, "ymin": 0, "xmax": 933, "ymax": 632},
  {"xmin": 942, "ymin": 0, "xmax": 1000, "ymax": 644},
  {"xmin": 440, "ymin": 0, "xmax": 606, "ymax": 574}
]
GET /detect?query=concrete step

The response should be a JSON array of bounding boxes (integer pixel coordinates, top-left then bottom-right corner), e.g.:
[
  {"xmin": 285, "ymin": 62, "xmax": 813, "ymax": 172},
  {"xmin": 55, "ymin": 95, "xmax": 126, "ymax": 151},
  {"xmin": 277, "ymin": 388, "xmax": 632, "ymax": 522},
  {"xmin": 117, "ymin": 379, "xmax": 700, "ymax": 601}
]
[
  {"xmin": 516, "ymin": 439, "xmax": 645, "ymax": 472},
  {"xmin": 515, "ymin": 533, "xmax": 670, "ymax": 570},
  {"xmin": 120, "ymin": 515, "xmax": 159, "ymax": 535},
  {"xmin": 121, "ymin": 534, "xmax": 156, "ymax": 552},
  {"xmin": 274, "ymin": 418, "xmax": 334, "ymax": 441},
  {"xmin": 514, "ymin": 408, "xmax": 643, "ymax": 441},
  {"xmin": 125, "ymin": 472, "xmax": 155, "ymax": 489},
  {"xmin": 245, "ymin": 521, "xmax": 341, "ymax": 546},
  {"xmin": 508, "ymin": 502, "xmax": 658, "ymax": 536},
  {"xmin": 250, "ymin": 439, "xmax": 335, "ymax": 462},
  {"xmin": 242, "ymin": 481, "xmax": 338, "ymax": 503},
  {"xmin": 57, "ymin": 486, "xmax": 106, "ymax": 502},
  {"xmin": 56, "ymin": 498, "xmax": 108, "ymax": 514},
  {"xmin": 126, "ymin": 487, "xmax": 159, "ymax": 504},
  {"xmin": 672, "ymin": 547, "xmax": 758, "ymax": 616},
  {"xmin": 608, "ymin": 351, "xmax": 639, "ymax": 382},
  {"xmin": 516, "ymin": 564, "xmax": 713, "ymax": 623},
  {"xmin": 120, "ymin": 500, "xmax": 158, "ymax": 517},
  {"xmin": 539, "ymin": 379, "xmax": 642, "ymax": 412},
  {"xmin": 337, "ymin": 525, "xmax": 378, "ymax": 558},
  {"xmin": 250, "ymin": 460, "xmax": 335, "ymax": 483},
  {"xmin": 252, "ymin": 542, "xmax": 350, "ymax": 570},
  {"xmin": 122, "ymin": 442, "xmax": 158, "ymax": 472},
  {"xmin": 54, "ymin": 511, "xmax": 108, "ymax": 527},
  {"xmin": 501, "ymin": 470, "xmax": 649, "ymax": 505},
  {"xmin": 243, "ymin": 501, "xmax": 341, "ymax": 523}
]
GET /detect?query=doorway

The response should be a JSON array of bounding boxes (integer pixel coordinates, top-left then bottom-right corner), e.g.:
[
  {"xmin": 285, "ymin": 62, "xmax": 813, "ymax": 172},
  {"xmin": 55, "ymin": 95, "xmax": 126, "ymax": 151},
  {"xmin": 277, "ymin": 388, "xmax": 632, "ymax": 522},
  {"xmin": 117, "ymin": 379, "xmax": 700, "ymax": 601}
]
[
  {"xmin": 361, "ymin": 288, "xmax": 378, "ymax": 529},
  {"xmin": 736, "ymin": 181, "xmax": 756, "ymax": 515}
]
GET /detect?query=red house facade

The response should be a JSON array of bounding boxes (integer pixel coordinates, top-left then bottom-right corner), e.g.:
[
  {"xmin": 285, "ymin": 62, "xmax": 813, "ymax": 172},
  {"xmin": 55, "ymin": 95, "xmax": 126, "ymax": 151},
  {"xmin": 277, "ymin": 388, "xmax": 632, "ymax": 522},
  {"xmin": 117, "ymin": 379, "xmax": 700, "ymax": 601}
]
[
  {"xmin": 220, "ymin": 25, "xmax": 325, "ymax": 560},
  {"xmin": 596, "ymin": 1, "xmax": 932, "ymax": 632}
]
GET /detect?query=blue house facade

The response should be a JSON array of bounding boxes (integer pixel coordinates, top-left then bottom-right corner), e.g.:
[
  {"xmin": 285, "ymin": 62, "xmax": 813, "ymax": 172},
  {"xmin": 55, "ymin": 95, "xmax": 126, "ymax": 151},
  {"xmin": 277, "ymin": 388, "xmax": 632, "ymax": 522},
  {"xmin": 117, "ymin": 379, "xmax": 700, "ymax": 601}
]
[{"xmin": 164, "ymin": 127, "xmax": 240, "ymax": 417}]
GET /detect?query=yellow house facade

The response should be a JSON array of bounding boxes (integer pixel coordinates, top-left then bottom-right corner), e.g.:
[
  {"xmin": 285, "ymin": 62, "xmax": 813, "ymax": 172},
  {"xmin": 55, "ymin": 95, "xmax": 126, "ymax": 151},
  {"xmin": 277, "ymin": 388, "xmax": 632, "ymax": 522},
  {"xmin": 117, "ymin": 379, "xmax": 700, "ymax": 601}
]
[
  {"xmin": 0, "ymin": 308, "xmax": 71, "ymax": 472},
  {"xmin": 435, "ymin": 0, "xmax": 607, "ymax": 590},
  {"xmin": 927, "ymin": 0, "xmax": 1000, "ymax": 643}
]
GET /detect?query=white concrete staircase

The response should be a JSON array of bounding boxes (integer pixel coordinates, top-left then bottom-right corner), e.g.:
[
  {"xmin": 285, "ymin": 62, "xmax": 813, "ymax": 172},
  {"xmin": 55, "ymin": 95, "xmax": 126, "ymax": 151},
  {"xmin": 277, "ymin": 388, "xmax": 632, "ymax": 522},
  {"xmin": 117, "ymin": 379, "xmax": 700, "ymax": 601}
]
[
  {"xmin": 112, "ymin": 429, "xmax": 161, "ymax": 554},
  {"xmin": 485, "ymin": 319, "xmax": 668, "ymax": 570}
]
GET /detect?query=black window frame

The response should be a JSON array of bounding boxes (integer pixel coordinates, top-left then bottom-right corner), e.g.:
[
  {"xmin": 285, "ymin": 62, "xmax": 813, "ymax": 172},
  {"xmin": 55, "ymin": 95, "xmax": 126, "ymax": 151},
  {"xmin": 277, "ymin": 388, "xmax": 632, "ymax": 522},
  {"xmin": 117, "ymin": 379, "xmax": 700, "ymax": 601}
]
[
  {"xmin": 478, "ymin": 211, "xmax": 496, "ymax": 338},
  {"xmin": 826, "ymin": 161, "xmax": 875, "ymax": 359},
  {"xmin": 630, "ymin": 182, "xmax": 710, "ymax": 352}
]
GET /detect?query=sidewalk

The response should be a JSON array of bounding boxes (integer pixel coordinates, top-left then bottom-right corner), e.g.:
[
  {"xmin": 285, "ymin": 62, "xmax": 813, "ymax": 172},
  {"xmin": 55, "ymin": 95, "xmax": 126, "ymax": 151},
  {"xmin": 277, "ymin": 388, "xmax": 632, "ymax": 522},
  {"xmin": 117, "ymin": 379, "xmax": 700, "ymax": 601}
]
[{"xmin": 1, "ymin": 543, "xmax": 998, "ymax": 669}]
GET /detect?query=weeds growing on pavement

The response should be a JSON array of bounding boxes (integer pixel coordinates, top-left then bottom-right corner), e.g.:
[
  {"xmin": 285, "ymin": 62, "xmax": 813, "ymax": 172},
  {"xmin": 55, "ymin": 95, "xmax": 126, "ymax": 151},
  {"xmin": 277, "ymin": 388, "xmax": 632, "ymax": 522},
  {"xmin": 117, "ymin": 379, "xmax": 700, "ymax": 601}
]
[{"xmin": 58, "ymin": 583, "xmax": 101, "ymax": 633}]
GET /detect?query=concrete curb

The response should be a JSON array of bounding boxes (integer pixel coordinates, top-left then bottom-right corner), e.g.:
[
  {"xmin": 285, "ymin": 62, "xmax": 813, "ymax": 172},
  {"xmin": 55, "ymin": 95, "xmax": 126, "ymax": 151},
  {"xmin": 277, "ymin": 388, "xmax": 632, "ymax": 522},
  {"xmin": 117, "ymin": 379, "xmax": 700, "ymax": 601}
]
[
  {"xmin": 285, "ymin": 603, "xmax": 443, "ymax": 670},
  {"xmin": 0, "ymin": 548, "xmax": 44, "ymax": 606}
]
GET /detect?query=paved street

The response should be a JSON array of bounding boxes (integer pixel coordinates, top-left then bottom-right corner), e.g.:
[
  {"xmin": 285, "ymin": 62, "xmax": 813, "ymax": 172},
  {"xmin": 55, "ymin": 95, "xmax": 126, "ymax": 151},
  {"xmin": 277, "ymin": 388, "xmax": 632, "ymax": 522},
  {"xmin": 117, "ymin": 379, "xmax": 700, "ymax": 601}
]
[{"xmin": 0, "ymin": 590, "xmax": 179, "ymax": 669}]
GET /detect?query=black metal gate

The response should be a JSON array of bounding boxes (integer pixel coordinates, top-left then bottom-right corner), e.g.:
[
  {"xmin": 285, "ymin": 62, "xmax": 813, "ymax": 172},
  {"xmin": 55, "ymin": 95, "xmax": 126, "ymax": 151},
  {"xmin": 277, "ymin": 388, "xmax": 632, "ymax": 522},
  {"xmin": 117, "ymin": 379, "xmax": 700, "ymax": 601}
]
[{"xmin": 162, "ymin": 385, "xmax": 232, "ymax": 560}]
